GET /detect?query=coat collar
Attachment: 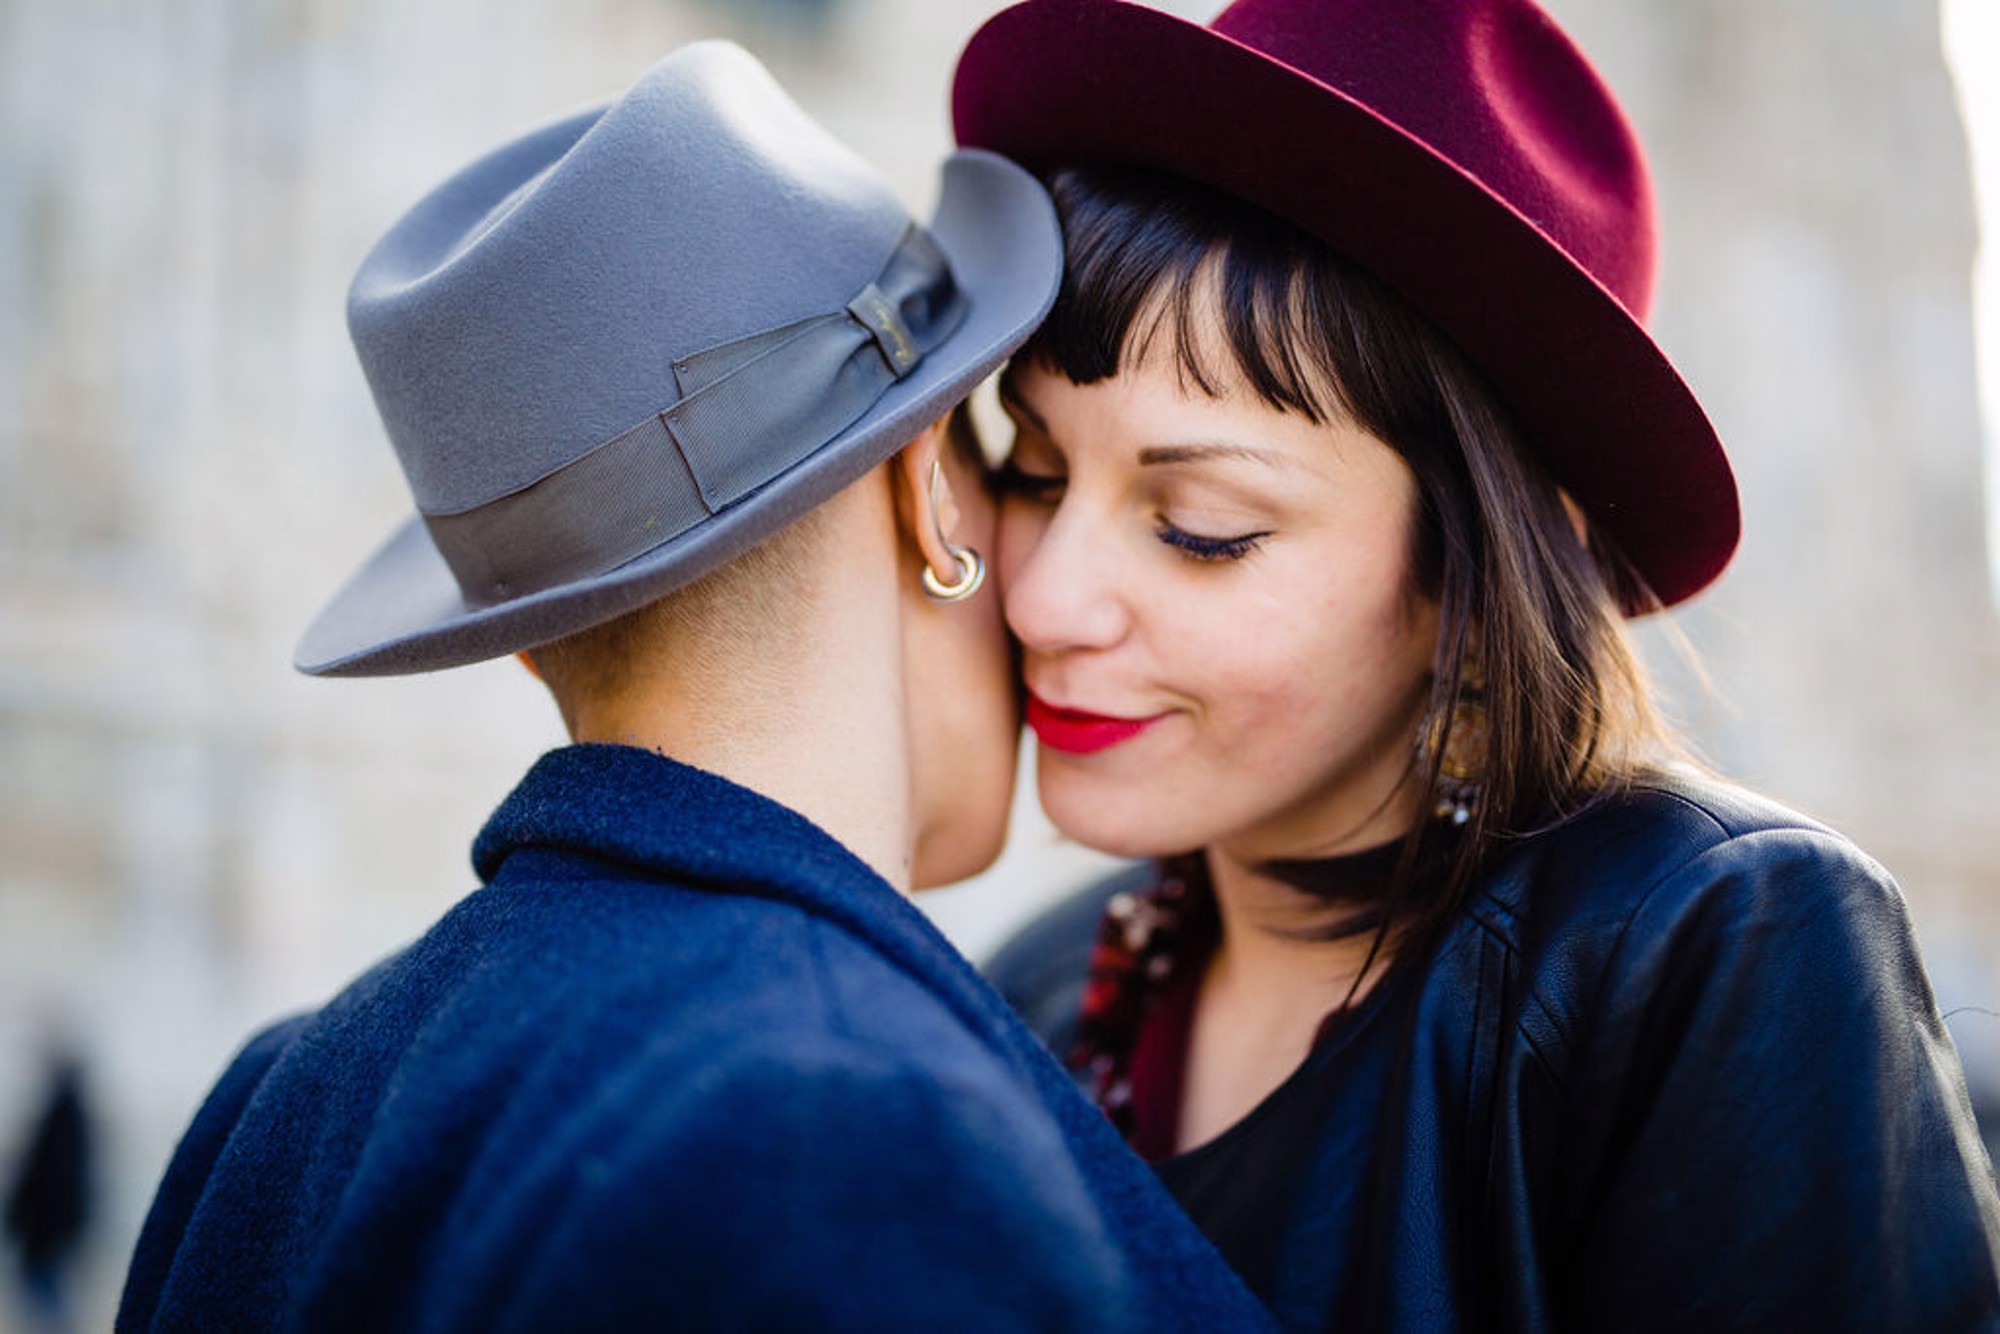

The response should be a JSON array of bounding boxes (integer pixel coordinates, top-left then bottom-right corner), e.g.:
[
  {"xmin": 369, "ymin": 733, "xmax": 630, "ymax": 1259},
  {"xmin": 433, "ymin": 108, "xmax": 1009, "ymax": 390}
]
[
  {"xmin": 472, "ymin": 742, "xmax": 1033, "ymax": 1055},
  {"xmin": 474, "ymin": 742, "xmax": 877, "ymax": 898}
]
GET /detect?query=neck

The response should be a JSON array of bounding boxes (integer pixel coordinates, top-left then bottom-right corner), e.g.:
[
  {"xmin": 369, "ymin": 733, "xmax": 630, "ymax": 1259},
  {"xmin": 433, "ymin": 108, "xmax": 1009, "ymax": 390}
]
[
  {"xmin": 567, "ymin": 480, "xmax": 919, "ymax": 893},
  {"xmin": 1197, "ymin": 750, "xmax": 1432, "ymax": 996},
  {"xmin": 1199, "ymin": 839, "xmax": 1402, "ymax": 1022},
  {"xmin": 1171, "ymin": 846, "xmax": 1399, "ymax": 1152}
]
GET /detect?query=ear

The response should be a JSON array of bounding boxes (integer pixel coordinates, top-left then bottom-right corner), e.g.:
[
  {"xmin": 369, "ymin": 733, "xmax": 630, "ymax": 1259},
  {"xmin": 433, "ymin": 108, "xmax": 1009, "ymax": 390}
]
[
  {"xmin": 515, "ymin": 649, "xmax": 544, "ymax": 683},
  {"xmin": 892, "ymin": 414, "xmax": 963, "ymax": 588}
]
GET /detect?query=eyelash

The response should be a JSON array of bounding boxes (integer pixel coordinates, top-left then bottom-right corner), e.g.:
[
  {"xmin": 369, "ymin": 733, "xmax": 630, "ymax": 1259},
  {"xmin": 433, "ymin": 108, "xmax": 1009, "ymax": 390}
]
[
  {"xmin": 1155, "ymin": 523, "xmax": 1271, "ymax": 563},
  {"xmin": 995, "ymin": 461, "xmax": 1271, "ymax": 565}
]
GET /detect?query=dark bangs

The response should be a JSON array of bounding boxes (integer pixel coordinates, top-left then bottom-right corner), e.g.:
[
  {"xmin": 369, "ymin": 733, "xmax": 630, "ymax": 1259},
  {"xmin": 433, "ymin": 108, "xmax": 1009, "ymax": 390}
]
[
  {"xmin": 1020, "ymin": 167, "xmax": 1452, "ymax": 419},
  {"xmin": 1022, "ymin": 167, "xmax": 1345, "ymax": 421}
]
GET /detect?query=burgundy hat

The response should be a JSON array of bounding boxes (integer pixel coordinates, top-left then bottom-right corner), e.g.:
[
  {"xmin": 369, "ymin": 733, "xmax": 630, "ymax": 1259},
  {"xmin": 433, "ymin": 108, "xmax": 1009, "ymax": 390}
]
[{"xmin": 953, "ymin": 0, "xmax": 1739, "ymax": 609}]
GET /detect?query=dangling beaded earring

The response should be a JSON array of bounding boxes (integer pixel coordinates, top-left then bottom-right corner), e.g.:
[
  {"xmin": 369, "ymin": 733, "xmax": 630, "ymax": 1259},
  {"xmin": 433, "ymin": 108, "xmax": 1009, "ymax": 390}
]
[{"xmin": 1430, "ymin": 655, "xmax": 1489, "ymax": 826}]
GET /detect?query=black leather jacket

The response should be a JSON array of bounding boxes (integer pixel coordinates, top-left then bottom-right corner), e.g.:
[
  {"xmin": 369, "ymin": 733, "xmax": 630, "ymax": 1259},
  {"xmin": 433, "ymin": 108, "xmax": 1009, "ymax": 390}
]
[{"xmin": 985, "ymin": 773, "xmax": 2000, "ymax": 1331}]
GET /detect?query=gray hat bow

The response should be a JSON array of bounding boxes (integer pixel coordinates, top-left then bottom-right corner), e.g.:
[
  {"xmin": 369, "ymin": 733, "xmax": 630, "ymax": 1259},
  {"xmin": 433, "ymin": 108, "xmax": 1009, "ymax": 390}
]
[{"xmin": 425, "ymin": 221, "xmax": 967, "ymax": 608}]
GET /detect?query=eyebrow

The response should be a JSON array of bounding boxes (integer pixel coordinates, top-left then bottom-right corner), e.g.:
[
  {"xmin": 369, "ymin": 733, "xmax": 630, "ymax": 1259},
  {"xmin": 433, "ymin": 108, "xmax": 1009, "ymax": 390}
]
[
  {"xmin": 1136, "ymin": 443, "xmax": 1292, "ymax": 470},
  {"xmin": 1001, "ymin": 382, "xmax": 1296, "ymax": 472}
]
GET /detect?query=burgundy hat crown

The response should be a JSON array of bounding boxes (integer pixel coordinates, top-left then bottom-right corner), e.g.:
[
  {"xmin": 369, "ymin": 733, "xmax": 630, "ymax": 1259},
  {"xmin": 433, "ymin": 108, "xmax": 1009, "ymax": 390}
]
[
  {"xmin": 1211, "ymin": 0, "xmax": 1656, "ymax": 315},
  {"xmin": 954, "ymin": 0, "xmax": 1739, "ymax": 609}
]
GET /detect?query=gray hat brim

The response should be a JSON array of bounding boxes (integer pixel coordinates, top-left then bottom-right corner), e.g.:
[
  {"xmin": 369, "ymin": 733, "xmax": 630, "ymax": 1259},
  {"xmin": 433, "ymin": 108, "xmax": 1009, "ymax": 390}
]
[{"xmin": 295, "ymin": 148, "xmax": 1058, "ymax": 677}]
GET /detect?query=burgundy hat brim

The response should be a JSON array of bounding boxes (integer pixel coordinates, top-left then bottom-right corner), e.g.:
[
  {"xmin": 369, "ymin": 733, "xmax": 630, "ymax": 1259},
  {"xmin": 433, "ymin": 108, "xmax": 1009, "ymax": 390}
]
[{"xmin": 954, "ymin": 0, "xmax": 1738, "ymax": 610}]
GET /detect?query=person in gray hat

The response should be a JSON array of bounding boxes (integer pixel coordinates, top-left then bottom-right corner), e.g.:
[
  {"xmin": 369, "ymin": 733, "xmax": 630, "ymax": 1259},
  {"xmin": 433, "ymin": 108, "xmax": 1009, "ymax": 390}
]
[{"xmin": 115, "ymin": 42, "xmax": 1270, "ymax": 1333}]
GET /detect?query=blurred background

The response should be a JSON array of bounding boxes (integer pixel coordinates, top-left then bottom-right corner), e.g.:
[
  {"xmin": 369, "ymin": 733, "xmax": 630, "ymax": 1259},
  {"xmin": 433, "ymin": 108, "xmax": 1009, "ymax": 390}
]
[{"xmin": 3, "ymin": 0, "xmax": 1997, "ymax": 1326}]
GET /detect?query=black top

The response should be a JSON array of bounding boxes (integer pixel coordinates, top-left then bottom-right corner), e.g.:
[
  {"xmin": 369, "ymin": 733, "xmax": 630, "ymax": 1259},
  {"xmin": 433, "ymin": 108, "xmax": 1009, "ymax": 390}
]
[
  {"xmin": 1155, "ymin": 968, "xmax": 1413, "ymax": 1303},
  {"xmin": 1141, "ymin": 837, "xmax": 1427, "ymax": 1302}
]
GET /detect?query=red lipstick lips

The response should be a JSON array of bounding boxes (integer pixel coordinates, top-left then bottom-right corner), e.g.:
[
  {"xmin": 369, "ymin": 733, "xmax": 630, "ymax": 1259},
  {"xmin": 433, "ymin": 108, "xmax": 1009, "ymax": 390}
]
[{"xmin": 1025, "ymin": 693, "xmax": 1164, "ymax": 755}]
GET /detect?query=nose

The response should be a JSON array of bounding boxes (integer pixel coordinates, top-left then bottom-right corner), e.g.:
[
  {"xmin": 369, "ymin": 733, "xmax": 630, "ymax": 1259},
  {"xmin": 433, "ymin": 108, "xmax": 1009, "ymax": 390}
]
[{"xmin": 998, "ymin": 498, "xmax": 1131, "ymax": 658}]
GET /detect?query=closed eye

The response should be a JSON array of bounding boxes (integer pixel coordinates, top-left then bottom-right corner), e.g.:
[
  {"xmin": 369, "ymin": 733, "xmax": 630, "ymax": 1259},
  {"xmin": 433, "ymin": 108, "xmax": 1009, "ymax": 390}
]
[{"xmin": 1156, "ymin": 522, "xmax": 1270, "ymax": 562}]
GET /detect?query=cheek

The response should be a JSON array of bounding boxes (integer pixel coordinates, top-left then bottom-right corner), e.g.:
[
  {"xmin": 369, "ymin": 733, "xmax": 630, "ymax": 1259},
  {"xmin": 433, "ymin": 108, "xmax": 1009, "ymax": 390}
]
[
  {"xmin": 954, "ymin": 471, "xmax": 999, "ymax": 556},
  {"xmin": 941, "ymin": 592, "xmax": 1016, "ymax": 733},
  {"xmin": 994, "ymin": 501, "xmax": 1047, "ymax": 592},
  {"xmin": 1171, "ymin": 571, "xmax": 1336, "ymax": 693},
  {"xmin": 910, "ymin": 590, "xmax": 1021, "ymax": 875},
  {"xmin": 1188, "ymin": 628, "xmax": 1335, "ymax": 754},
  {"xmin": 1179, "ymin": 567, "xmax": 1429, "ymax": 745}
]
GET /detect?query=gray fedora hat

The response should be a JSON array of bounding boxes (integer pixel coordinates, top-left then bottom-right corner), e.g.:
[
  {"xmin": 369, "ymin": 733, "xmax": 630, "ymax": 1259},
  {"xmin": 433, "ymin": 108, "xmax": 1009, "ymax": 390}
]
[{"xmin": 297, "ymin": 41, "xmax": 1060, "ymax": 676}]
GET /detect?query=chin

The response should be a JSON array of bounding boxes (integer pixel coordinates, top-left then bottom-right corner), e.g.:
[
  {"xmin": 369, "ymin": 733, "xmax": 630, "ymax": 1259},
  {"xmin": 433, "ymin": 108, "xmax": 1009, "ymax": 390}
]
[
  {"xmin": 906, "ymin": 653, "xmax": 1021, "ymax": 878},
  {"xmin": 909, "ymin": 762, "xmax": 1016, "ymax": 890},
  {"xmin": 909, "ymin": 818, "xmax": 1009, "ymax": 890},
  {"xmin": 1038, "ymin": 766, "xmax": 1199, "ymax": 861}
]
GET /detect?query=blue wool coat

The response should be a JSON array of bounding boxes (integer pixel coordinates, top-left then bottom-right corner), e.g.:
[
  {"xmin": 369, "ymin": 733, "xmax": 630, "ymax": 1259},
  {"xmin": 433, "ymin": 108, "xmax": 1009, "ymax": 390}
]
[{"xmin": 118, "ymin": 744, "xmax": 1271, "ymax": 1332}]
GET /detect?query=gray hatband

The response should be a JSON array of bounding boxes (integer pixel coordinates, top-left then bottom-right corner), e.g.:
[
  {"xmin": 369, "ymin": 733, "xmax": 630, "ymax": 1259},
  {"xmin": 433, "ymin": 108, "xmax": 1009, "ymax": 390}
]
[{"xmin": 421, "ymin": 222, "xmax": 967, "ymax": 607}]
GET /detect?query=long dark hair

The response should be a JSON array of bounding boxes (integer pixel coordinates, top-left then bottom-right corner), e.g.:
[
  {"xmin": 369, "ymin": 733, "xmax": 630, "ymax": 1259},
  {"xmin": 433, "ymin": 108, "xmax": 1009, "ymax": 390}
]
[{"xmin": 1017, "ymin": 165, "xmax": 1683, "ymax": 969}]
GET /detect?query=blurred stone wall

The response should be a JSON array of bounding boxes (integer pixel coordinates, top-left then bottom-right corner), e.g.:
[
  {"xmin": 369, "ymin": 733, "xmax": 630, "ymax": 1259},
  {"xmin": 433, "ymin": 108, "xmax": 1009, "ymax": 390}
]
[
  {"xmin": 1, "ymin": 0, "xmax": 1994, "ymax": 1326},
  {"xmin": 1544, "ymin": 0, "xmax": 2000, "ymax": 1098}
]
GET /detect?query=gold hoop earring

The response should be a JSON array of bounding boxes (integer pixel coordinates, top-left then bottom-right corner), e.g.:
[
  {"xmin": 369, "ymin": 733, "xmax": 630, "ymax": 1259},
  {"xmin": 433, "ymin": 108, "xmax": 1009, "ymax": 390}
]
[
  {"xmin": 920, "ymin": 458, "xmax": 986, "ymax": 603},
  {"xmin": 922, "ymin": 545, "xmax": 986, "ymax": 603}
]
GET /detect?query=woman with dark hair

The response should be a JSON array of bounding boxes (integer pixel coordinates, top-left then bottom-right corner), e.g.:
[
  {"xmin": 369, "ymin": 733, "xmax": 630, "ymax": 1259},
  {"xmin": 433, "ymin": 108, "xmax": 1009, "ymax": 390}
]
[{"xmin": 954, "ymin": 1, "xmax": 2000, "ymax": 1329}]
